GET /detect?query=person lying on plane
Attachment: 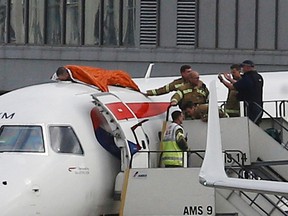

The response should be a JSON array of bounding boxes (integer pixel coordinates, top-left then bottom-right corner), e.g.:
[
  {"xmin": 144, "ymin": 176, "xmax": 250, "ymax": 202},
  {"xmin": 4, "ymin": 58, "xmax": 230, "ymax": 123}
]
[
  {"xmin": 55, "ymin": 67, "xmax": 73, "ymax": 81},
  {"xmin": 51, "ymin": 65, "xmax": 140, "ymax": 92}
]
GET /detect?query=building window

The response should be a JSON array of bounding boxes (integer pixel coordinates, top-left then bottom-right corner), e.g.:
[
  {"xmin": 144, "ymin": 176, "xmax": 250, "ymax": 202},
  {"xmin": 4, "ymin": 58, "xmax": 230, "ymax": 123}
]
[
  {"xmin": 102, "ymin": 0, "xmax": 119, "ymax": 45},
  {"xmin": 85, "ymin": 0, "xmax": 136, "ymax": 46},
  {"xmin": 84, "ymin": 0, "xmax": 100, "ymax": 45},
  {"xmin": 0, "ymin": 1, "xmax": 7, "ymax": 43},
  {"xmin": 122, "ymin": 0, "xmax": 136, "ymax": 46},
  {"xmin": 0, "ymin": 0, "xmax": 136, "ymax": 46},
  {"xmin": 66, "ymin": 0, "xmax": 81, "ymax": 45},
  {"xmin": 177, "ymin": 0, "xmax": 197, "ymax": 47},
  {"xmin": 139, "ymin": 0, "xmax": 158, "ymax": 46},
  {"xmin": 10, "ymin": 0, "xmax": 26, "ymax": 44},
  {"xmin": 0, "ymin": 0, "xmax": 27, "ymax": 44},
  {"xmin": 29, "ymin": 0, "xmax": 44, "ymax": 44},
  {"xmin": 46, "ymin": 0, "xmax": 62, "ymax": 44}
]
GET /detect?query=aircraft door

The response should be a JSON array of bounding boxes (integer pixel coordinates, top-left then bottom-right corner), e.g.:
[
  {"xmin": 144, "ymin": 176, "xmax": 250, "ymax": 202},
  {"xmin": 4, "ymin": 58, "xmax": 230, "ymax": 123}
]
[
  {"xmin": 130, "ymin": 119, "xmax": 149, "ymax": 168},
  {"xmin": 92, "ymin": 93, "xmax": 149, "ymax": 170}
]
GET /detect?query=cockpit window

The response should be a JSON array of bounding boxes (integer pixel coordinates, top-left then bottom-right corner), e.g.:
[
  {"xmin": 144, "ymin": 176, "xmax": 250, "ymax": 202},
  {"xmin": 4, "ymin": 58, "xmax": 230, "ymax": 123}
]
[
  {"xmin": 49, "ymin": 126, "xmax": 83, "ymax": 155},
  {"xmin": 0, "ymin": 126, "xmax": 44, "ymax": 153}
]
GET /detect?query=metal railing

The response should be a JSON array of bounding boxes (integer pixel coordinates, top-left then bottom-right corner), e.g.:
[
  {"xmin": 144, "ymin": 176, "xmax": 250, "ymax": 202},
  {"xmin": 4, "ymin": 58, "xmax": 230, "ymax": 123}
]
[
  {"xmin": 224, "ymin": 153, "xmax": 288, "ymax": 216},
  {"xmin": 219, "ymin": 100, "xmax": 288, "ymax": 119},
  {"xmin": 129, "ymin": 149, "xmax": 206, "ymax": 168}
]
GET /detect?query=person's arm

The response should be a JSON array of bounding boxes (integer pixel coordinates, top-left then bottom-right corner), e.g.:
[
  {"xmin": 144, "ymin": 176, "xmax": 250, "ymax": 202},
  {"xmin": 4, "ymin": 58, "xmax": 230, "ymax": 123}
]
[
  {"xmin": 175, "ymin": 128, "xmax": 188, "ymax": 151},
  {"xmin": 170, "ymin": 90, "xmax": 183, "ymax": 106},
  {"xmin": 146, "ymin": 84, "xmax": 170, "ymax": 96},
  {"xmin": 203, "ymin": 83, "xmax": 209, "ymax": 102},
  {"xmin": 218, "ymin": 74, "xmax": 235, "ymax": 90},
  {"xmin": 146, "ymin": 78, "xmax": 183, "ymax": 96},
  {"xmin": 223, "ymin": 73, "xmax": 237, "ymax": 84}
]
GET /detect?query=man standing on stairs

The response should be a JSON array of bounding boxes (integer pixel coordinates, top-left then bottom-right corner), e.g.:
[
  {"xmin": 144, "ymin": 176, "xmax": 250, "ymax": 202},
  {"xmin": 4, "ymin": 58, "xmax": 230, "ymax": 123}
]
[
  {"xmin": 218, "ymin": 60, "xmax": 264, "ymax": 125},
  {"xmin": 162, "ymin": 110, "xmax": 188, "ymax": 167},
  {"xmin": 218, "ymin": 64, "xmax": 242, "ymax": 117}
]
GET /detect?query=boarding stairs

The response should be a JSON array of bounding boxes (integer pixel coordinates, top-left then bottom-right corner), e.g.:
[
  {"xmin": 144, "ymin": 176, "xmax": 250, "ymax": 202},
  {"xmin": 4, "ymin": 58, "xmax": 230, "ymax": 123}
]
[
  {"xmin": 217, "ymin": 154, "xmax": 288, "ymax": 216},
  {"xmin": 187, "ymin": 114, "xmax": 288, "ymax": 216},
  {"xmin": 118, "ymin": 114, "xmax": 288, "ymax": 215}
]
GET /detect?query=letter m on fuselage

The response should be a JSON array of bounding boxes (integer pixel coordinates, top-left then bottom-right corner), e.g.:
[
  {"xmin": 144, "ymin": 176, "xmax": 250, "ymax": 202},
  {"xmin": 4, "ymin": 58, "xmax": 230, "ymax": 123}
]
[{"xmin": 0, "ymin": 112, "xmax": 15, "ymax": 119}]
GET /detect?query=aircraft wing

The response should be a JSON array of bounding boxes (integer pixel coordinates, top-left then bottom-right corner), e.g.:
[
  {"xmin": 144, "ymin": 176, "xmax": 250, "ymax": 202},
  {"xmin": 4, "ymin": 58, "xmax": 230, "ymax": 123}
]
[{"xmin": 199, "ymin": 80, "xmax": 288, "ymax": 196}]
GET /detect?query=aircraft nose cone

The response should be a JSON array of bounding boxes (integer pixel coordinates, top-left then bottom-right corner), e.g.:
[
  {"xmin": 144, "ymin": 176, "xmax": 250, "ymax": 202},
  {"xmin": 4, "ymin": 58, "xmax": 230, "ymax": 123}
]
[{"xmin": 0, "ymin": 156, "xmax": 43, "ymax": 215}]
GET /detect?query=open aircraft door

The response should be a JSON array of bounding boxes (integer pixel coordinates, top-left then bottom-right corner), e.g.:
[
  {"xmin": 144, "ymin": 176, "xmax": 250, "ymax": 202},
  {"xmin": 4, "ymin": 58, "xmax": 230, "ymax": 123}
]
[{"xmin": 91, "ymin": 92, "xmax": 149, "ymax": 170}]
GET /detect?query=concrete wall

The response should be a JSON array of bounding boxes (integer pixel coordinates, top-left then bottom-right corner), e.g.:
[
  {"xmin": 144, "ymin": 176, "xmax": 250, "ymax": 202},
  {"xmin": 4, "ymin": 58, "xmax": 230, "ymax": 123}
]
[{"xmin": 1, "ymin": 0, "xmax": 288, "ymax": 91}]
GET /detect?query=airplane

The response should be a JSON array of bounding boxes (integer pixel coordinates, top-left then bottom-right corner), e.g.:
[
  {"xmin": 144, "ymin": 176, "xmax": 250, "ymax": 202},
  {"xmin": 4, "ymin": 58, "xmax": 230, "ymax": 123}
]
[
  {"xmin": 0, "ymin": 68, "xmax": 170, "ymax": 215},
  {"xmin": 0, "ymin": 63, "xmax": 288, "ymax": 215}
]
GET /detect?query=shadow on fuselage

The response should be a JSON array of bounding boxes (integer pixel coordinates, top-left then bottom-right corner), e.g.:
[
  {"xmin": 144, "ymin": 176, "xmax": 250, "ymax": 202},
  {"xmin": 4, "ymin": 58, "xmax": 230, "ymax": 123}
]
[{"xmin": 0, "ymin": 90, "xmax": 9, "ymax": 95}]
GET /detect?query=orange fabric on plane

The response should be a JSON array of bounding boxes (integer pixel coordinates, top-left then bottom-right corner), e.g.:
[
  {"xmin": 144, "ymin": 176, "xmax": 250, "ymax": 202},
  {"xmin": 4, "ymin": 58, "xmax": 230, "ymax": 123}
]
[{"xmin": 65, "ymin": 65, "xmax": 140, "ymax": 92}]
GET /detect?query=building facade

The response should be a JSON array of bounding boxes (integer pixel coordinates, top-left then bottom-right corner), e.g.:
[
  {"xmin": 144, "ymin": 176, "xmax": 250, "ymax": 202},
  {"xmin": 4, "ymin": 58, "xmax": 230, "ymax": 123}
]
[{"xmin": 1, "ymin": 0, "xmax": 288, "ymax": 90}]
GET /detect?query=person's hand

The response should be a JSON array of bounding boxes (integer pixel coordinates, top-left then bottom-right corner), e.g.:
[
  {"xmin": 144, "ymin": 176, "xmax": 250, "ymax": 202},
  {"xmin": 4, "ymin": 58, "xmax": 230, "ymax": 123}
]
[
  {"xmin": 170, "ymin": 101, "xmax": 178, "ymax": 106},
  {"xmin": 223, "ymin": 73, "xmax": 232, "ymax": 81},
  {"xmin": 201, "ymin": 114, "xmax": 208, "ymax": 122},
  {"xmin": 218, "ymin": 73, "xmax": 224, "ymax": 82},
  {"xmin": 141, "ymin": 92, "xmax": 148, "ymax": 97}
]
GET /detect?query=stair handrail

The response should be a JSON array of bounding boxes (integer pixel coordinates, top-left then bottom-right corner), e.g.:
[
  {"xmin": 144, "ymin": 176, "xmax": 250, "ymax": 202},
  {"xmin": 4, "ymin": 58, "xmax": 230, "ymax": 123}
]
[
  {"xmin": 219, "ymin": 99, "xmax": 288, "ymax": 119},
  {"xmin": 279, "ymin": 100, "xmax": 288, "ymax": 117},
  {"xmin": 222, "ymin": 152, "xmax": 288, "ymax": 215}
]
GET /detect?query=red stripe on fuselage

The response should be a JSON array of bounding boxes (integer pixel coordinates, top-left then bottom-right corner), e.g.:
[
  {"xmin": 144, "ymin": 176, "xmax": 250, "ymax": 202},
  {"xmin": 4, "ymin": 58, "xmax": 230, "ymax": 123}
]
[
  {"xmin": 106, "ymin": 102, "xmax": 170, "ymax": 120},
  {"xmin": 127, "ymin": 102, "xmax": 170, "ymax": 118},
  {"xmin": 106, "ymin": 103, "xmax": 135, "ymax": 120}
]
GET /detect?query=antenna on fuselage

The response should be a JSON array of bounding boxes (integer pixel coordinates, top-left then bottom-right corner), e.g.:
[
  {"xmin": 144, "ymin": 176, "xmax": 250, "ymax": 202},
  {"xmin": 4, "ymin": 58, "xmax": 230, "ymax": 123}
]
[{"xmin": 144, "ymin": 63, "xmax": 154, "ymax": 79}]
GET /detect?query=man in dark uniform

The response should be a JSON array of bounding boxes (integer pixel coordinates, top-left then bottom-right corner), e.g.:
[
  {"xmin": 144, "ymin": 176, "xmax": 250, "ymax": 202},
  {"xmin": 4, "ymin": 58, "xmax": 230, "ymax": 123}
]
[
  {"xmin": 146, "ymin": 65, "xmax": 192, "ymax": 96},
  {"xmin": 219, "ymin": 60, "xmax": 264, "ymax": 125}
]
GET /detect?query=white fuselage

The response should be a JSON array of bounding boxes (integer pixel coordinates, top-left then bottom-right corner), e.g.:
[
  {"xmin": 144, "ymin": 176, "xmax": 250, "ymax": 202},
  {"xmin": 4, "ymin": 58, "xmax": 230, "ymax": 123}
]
[
  {"xmin": 0, "ymin": 81, "xmax": 170, "ymax": 215},
  {"xmin": 0, "ymin": 82, "xmax": 121, "ymax": 215}
]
